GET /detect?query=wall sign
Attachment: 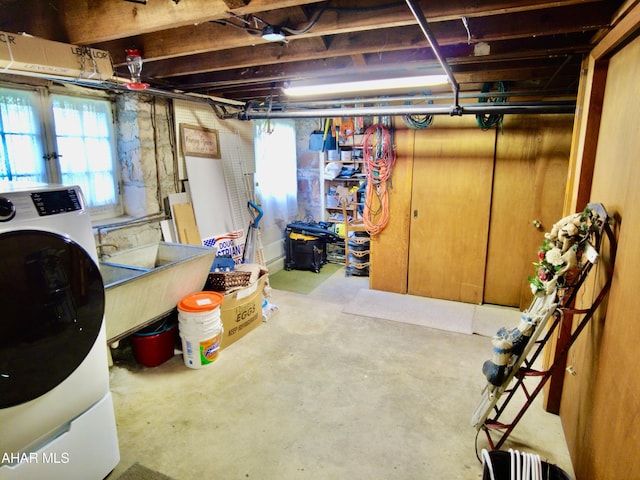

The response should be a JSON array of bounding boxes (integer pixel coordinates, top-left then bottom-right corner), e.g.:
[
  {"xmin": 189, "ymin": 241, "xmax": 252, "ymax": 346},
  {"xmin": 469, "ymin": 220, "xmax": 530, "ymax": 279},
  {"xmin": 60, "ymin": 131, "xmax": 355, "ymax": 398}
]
[{"xmin": 180, "ymin": 124, "xmax": 221, "ymax": 158}]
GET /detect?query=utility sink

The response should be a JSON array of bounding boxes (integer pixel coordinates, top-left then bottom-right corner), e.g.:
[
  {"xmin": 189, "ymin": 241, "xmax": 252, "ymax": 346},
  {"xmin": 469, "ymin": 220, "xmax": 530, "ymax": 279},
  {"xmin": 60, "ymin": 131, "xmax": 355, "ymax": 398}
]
[
  {"xmin": 102, "ymin": 242, "xmax": 211, "ymax": 271},
  {"xmin": 100, "ymin": 242, "xmax": 216, "ymax": 343},
  {"xmin": 99, "ymin": 262, "xmax": 147, "ymax": 287}
]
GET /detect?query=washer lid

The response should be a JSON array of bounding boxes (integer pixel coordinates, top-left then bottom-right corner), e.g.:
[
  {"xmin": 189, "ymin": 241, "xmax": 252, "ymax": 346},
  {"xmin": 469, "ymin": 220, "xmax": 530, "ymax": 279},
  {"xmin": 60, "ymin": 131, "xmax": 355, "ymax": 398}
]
[{"xmin": 0, "ymin": 230, "xmax": 105, "ymax": 408}]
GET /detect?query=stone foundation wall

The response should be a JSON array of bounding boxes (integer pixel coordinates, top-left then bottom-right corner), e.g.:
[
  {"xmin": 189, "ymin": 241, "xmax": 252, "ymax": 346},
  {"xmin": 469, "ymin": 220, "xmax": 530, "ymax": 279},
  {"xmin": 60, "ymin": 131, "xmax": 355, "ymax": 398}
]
[{"xmin": 96, "ymin": 94, "xmax": 178, "ymax": 252}]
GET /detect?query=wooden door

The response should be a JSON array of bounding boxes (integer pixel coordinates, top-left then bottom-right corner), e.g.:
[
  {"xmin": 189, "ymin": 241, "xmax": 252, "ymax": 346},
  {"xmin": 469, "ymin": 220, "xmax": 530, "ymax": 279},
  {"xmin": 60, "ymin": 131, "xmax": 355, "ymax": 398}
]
[
  {"xmin": 369, "ymin": 126, "xmax": 414, "ymax": 294},
  {"xmin": 560, "ymin": 34, "xmax": 640, "ymax": 479},
  {"xmin": 483, "ymin": 115, "xmax": 572, "ymax": 308},
  {"xmin": 407, "ymin": 116, "xmax": 495, "ymax": 303}
]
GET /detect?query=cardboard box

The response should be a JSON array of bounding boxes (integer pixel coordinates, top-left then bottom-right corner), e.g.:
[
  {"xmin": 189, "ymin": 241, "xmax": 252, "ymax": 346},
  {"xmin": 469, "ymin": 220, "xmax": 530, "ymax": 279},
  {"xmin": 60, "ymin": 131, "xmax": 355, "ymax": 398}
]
[
  {"xmin": 0, "ymin": 31, "xmax": 113, "ymax": 80},
  {"xmin": 220, "ymin": 272, "xmax": 267, "ymax": 349}
]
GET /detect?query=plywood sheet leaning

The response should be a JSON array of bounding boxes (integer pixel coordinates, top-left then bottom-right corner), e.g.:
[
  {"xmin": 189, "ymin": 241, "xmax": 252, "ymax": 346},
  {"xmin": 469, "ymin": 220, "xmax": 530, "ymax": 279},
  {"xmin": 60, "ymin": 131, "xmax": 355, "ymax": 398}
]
[{"xmin": 173, "ymin": 202, "xmax": 202, "ymax": 245}]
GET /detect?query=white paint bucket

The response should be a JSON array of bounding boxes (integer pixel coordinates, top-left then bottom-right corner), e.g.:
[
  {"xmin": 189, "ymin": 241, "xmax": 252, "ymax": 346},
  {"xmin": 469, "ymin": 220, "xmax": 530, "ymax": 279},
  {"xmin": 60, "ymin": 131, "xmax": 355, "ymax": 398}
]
[{"xmin": 177, "ymin": 291, "xmax": 224, "ymax": 369}]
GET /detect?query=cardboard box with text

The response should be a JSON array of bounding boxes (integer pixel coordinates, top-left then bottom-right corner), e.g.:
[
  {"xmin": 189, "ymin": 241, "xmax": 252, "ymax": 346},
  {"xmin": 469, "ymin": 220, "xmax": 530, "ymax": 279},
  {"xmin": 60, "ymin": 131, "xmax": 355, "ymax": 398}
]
[
  {"xmin": 220, "ymin": 272, "xmax": 267, "ymax": 349},
  {"xmin": 0, "ymin": 31, "xmax": 113, "ymax": 80}
]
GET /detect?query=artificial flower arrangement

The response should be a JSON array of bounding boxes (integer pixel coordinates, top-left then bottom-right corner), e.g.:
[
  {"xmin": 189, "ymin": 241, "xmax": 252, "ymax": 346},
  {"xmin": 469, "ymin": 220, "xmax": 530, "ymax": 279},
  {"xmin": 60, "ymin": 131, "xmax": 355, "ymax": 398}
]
[
  {"xmin": 528, "ymin": 206, "xmax": 595, "ymax": 296},
  {"xmin": 483, "ymin": 206, "xmax": 597, "ymax": 387}
]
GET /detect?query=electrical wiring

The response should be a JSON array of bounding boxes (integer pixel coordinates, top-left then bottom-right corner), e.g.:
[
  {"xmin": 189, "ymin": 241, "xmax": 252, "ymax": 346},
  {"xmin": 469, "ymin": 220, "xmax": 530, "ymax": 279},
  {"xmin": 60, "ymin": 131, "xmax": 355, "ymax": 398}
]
[
  {"xmin": 210, "ymin": 13, "xmax": 262, "ymax": 35},
  {"xmin": 210, "ymin": 2, "xmax": 329, "ymax": 39},
  {"xmin": 362, "ymin": 123, "xmax": 395, "ymax": 236},
  {"xmin": 211, "ymin": 2, "xmax": 404, "ymax": 41},
  {"xmin": 281, "ymin": 3, "xmax": 328, "ymax": 35}
]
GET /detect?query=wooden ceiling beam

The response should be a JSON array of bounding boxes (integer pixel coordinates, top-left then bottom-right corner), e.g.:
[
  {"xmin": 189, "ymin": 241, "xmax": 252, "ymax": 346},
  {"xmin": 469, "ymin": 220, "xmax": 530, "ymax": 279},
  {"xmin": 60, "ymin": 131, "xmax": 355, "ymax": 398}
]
[
  {"xmin": 168, "ymin": 51, "xmax": 580, "ymax": 92},
  {"xmin": 93, "ymin": 6, "xmax": 332, "ymax": 65},
  {"xmin": 58, "ymin": 0, "xmax": 325, "ymax": 44},
  {"xmin": 223, "ymin": 0, "xmax": 250, "ymax": 8},
  {"xmin": 195, "ymin": 65, "xmax": 580, "ymax": 102},
  {"xmin": 142, "ymin": 5, "xmax": 608, "ymax": 79},
  {"xmin": 0, "ymin": 0, "xmax": 617, "ymax": 102},
  {"xmin": 92, "ymin": 0, "xmax": 611, "ymax": 64},
  {"xmin": 166, "ymin": 40, "xmax": 585, "ymax": 88}
]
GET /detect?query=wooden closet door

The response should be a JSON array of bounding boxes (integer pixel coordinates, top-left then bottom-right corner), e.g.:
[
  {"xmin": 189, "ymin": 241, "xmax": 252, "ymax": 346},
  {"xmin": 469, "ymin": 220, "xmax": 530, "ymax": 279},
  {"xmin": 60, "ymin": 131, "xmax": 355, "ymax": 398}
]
[
  {"xmin": 483, "ymin": 114, "xmax": 572, "ymax": 308},
  {"xmin": 369, "ymin": 126, "xmax": 414, "ymax": 294},
  {"xmin": 407, "ymin": 116, "xmax": 495, "ymax": 303}
]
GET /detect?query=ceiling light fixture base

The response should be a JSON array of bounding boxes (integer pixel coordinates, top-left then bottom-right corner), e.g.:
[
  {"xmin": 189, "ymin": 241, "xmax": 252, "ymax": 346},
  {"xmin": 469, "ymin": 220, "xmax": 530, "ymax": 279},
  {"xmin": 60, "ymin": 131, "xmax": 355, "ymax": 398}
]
[{"xmin": 261, "ymin": 25, "xmax": 286, "ymax": 42}]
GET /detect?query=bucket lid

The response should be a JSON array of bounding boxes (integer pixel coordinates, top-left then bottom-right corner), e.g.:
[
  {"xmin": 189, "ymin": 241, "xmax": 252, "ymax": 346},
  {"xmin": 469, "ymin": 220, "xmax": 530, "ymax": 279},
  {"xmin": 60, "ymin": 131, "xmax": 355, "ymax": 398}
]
[{"xmin": 178, "ymin": 291, "xmax": 224, "ymax": 313}]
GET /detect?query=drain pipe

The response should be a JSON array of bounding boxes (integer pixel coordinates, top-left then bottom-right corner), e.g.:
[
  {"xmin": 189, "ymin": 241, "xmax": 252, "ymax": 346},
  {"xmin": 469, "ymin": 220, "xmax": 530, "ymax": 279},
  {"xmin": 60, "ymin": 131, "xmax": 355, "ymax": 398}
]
[{"xmin": 405, "ymin": 0, "xmax": 462, "ymax": 115}]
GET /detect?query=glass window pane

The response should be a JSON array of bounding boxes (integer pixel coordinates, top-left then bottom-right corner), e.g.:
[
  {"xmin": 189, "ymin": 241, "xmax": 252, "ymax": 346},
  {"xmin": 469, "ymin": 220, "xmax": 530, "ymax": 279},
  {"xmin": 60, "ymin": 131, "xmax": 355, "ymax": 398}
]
[
  {"xmin": 51, "ymin": 94, "xmax": 118, "ymax": 211},
  {"xmin": 0, "ymin": 88, "xmax": 46, "ymax": 183}
]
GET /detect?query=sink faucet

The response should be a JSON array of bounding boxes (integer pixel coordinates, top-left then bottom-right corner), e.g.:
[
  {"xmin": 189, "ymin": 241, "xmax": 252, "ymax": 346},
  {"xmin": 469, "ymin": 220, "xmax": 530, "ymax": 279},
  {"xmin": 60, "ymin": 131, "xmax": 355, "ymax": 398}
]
[{"xmin": 96, "ymin": 243, "xmax": 118, "ymax": 260}]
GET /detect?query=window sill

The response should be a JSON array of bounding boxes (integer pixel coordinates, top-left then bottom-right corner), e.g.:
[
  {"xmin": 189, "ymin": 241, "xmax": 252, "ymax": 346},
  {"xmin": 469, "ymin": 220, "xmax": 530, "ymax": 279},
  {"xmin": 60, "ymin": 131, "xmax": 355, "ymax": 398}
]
[
  {"xmin": 92, "ymin": 213, "xmax": 169, "ymax": 233},
  {"xmin": 92, "ymin": 215, "xmax": 137, "ymax": 230}
]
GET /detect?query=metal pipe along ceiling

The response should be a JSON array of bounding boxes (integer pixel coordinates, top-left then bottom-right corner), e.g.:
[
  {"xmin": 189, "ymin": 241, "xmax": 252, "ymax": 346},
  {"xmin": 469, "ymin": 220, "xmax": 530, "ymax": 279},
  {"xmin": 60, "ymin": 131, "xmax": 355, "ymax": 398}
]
[
  {"xmin": 252, "ymin": 89, "xmax": 574, "ymax": 109},
  {"xmin": 404, "ymin": 0, "xmax": 461, "ymax": 114},
  {"xmin": 239, "ymin": 0, "xmax": 579, "ymax": 120},
  {"xmin": 241, "ymin": 1, "xmax": 579, "ymax": 120},
  {"xmin": 240, "ymin": 101, "xmax": 576, "ymax": 120}
]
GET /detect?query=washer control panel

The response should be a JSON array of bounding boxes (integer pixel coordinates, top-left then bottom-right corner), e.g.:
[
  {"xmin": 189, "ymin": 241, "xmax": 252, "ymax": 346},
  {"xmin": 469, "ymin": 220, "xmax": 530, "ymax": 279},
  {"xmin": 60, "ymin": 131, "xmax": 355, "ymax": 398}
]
[
  {"xmin": 0, "ymin": 187, "xmax": 83, "ymax": 222},
  {"xmin": 31, "ymin": 188, "xmax": 82, "ymax": 216}
]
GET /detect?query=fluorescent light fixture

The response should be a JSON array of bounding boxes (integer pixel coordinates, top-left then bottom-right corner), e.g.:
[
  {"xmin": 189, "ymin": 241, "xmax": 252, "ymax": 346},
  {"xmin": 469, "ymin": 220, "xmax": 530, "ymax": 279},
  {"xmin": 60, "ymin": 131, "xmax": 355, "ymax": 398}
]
[{"xmin": 283, "ymin": 74, "xmax": 449, "ymax": 96}]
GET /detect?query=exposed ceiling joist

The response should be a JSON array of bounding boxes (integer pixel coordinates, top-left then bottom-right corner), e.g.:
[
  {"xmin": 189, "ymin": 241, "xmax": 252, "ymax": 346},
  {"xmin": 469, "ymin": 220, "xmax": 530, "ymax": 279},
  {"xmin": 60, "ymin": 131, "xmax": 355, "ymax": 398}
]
[{"xmin": 0, "ymin": 0, "xmax": 626, "ymax": 105}]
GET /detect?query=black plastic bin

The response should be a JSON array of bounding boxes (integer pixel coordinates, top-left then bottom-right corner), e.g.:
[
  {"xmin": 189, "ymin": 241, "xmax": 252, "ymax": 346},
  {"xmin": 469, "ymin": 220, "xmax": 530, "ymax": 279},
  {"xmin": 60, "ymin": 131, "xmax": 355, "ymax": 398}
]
[
  {"xmin": 284, "ymin": 222, "xmax": 339, "ymax": 273},
  {"xmin": 285, "ymin": 233, "xmax": 326, "ymax": 272},
  {"xmin": 482, "ymin": 450, "xmax": 571, "ymax": 480}
]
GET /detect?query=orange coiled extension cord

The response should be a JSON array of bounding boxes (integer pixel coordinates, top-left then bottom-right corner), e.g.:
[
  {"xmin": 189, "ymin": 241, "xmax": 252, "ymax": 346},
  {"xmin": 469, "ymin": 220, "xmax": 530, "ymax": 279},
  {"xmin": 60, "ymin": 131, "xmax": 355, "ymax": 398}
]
[{"xmin": 362, "ymin": 123, "xmax": 395, "ymax": 236}]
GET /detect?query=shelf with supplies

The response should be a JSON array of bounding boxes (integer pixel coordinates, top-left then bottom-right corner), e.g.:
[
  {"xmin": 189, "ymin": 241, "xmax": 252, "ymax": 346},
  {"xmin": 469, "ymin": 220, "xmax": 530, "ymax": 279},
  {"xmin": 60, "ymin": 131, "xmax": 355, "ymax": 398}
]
[
  {"xmin": 324, "ymin": 184, "xmax": 364, "ymax": 224},
  {"xmin": 324, "ymin": 202, "xmax": 363, "ymax": 224},
  {"xmin": 309, "ymin": 119, "xmax": 371, "ymax": 276},
  {"xmin": 323, "ymin": 133, "xmax": 366, "ymax": 224},
  {"xmin": 340, "ymin": 199, "xmax": 370, "ymax": 277},
  {"xmin": 322, "ymin": 200, "xmax": 370, "ymax": 277}
]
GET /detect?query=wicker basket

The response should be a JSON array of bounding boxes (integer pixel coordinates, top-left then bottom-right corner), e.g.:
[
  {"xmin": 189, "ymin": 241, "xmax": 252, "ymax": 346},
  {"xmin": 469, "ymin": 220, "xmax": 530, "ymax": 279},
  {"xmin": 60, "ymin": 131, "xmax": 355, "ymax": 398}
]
[{"xmin": 205, "ymin": 270, "xmax": 252, "ymax": 292}]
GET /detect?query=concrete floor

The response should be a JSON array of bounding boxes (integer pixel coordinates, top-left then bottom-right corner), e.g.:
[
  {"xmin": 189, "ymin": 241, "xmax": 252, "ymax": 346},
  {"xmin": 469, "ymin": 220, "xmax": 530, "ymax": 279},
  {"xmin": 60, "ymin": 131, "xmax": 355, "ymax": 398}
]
[{"xmin": 106, "ymin": 267, "xmax": 575, "ymax": 480}]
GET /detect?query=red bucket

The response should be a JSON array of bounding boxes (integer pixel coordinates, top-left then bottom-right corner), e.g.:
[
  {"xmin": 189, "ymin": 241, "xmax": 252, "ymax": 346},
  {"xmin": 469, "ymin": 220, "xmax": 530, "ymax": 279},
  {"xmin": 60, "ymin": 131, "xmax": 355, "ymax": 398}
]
[{"xmin": 131, "ymin": 323, "xmax": 178, "ymax": 367}]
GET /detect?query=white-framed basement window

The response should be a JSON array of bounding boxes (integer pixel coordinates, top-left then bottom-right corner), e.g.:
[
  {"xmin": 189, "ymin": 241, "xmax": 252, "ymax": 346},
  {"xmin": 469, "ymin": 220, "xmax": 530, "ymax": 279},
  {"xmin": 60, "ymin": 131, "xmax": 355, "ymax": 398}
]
[{"xmin": 0, "ymin": 85, "xmax": 120, "ymax": 218}]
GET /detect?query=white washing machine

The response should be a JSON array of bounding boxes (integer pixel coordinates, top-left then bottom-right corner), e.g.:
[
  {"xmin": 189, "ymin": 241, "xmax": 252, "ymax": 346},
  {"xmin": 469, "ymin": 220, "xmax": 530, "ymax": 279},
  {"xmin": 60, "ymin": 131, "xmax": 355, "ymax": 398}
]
[{"xmin": 0, "ymin": 183, "xmax": 119, "ymax": 479}]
